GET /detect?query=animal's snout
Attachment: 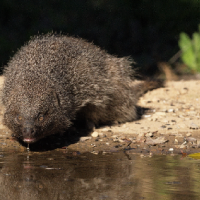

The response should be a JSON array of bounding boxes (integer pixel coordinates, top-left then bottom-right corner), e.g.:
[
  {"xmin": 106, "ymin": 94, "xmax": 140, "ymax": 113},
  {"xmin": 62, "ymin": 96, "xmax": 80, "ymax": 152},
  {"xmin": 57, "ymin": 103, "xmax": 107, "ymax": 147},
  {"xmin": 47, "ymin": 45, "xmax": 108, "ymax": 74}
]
[
  {"xmin": 21, "ymin": 121, "xmax": 37, "ymax": 143},
  {"xmin": 22, "ymin": 127, "xmax": 36, "ymax": 136}
]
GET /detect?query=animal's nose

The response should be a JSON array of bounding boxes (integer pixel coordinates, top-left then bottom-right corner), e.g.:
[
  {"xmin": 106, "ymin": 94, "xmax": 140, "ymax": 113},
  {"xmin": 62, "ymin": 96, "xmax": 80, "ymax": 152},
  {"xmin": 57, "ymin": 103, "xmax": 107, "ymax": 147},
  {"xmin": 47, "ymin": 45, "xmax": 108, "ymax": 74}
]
[{"xmin": 22, "ymin": 127, "xmax": 35, "ymax": 135}]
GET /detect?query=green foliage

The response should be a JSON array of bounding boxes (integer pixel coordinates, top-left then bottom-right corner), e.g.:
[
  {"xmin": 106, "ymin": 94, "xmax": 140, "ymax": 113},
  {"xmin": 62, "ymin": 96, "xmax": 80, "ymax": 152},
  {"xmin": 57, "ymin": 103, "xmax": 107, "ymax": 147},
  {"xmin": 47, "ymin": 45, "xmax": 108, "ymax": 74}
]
[{"xmin": 179, "ymin": 25, "xmax": 200, "ymax": 72}]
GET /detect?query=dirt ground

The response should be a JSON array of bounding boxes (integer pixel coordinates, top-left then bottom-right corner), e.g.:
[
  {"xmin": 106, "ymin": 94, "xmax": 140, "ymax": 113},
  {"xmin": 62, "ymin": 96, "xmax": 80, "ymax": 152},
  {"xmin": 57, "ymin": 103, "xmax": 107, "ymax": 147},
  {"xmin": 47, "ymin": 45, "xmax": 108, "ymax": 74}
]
[{"xmin": 0, "ymin": 76, "xmax": 200, "ymax": 155}]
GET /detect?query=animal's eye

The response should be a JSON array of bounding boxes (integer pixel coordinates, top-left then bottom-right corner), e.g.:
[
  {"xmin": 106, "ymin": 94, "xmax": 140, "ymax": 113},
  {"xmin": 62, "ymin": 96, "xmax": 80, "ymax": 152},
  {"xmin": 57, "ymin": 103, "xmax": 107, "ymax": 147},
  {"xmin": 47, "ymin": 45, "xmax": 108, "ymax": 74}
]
[
  {"xmin": 16, "ymin": 115, "xmax": 23, "ymax": 124},
  {"xmin": 17, "ymin": 115, "xmax": 23, "ymax": 121},
  {"xmin": 38, "ymin": 114, "xmax": 44, "ymax": 122}
]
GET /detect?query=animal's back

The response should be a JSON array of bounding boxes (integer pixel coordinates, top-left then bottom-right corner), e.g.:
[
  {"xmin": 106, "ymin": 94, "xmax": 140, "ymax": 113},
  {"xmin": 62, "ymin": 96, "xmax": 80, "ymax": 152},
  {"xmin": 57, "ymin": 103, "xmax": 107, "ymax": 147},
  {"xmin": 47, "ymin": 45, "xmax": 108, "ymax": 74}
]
[{"xmin": 3, "ymin": 34, "xmax": 138, "ymax": 122}]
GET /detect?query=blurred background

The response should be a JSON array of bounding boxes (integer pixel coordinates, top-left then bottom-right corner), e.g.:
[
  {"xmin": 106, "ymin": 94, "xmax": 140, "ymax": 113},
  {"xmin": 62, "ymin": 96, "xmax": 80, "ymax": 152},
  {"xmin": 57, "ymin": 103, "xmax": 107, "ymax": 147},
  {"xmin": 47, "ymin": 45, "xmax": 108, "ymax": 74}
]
[{"xmin": 1, "ymin": 0, "xmax": 200, "ymax": 78}]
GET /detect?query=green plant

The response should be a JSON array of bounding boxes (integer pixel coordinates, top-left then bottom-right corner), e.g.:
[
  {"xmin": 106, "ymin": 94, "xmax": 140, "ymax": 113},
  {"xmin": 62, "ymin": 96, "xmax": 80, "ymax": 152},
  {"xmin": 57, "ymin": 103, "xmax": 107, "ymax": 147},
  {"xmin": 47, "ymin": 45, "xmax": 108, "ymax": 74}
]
[{"xmin": 179, "ymin": 25, "xmax": 200, "ymax": 72}]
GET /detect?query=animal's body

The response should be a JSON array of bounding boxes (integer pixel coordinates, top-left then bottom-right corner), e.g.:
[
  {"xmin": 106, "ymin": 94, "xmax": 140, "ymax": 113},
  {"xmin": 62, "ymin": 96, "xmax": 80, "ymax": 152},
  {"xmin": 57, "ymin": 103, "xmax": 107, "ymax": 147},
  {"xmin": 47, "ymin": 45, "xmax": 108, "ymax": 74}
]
[{"xmin": 2, "ymin": 34, "xmax": 160, "ymax": 143}]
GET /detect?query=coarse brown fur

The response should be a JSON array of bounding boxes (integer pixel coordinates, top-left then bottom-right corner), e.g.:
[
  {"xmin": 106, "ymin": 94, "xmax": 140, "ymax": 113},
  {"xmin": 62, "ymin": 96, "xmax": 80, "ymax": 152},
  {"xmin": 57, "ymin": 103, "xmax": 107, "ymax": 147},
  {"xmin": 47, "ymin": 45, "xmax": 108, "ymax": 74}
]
[{"xmin": 2, "ymin": 34, "xmax": 162, "ymax": 143}]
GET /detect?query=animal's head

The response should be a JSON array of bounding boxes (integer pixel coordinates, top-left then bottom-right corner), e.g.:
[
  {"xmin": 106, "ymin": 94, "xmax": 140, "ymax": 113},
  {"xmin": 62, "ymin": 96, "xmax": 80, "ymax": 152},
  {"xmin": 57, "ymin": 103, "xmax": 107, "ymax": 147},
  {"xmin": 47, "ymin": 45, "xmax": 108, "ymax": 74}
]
[{"xmin": 3, "ymin": 80, "xmax": 72, "ymax": 143}]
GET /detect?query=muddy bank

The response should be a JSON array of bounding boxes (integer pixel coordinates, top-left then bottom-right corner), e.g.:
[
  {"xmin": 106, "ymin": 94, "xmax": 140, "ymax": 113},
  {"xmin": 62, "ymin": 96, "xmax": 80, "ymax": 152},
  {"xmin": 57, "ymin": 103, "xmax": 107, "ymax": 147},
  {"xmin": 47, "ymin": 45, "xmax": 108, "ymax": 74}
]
[{"xmin": 0, "ymin": 76, "xmax": 200, "ymax": 155}]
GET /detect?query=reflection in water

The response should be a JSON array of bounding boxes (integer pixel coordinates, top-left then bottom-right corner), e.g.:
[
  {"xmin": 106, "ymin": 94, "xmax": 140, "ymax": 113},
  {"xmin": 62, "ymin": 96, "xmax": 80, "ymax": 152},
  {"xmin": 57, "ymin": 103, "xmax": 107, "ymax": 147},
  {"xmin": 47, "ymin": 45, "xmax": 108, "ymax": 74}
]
[{"xmin": 0, "ymin": 151, "xmax": 199, "ymax": 200}]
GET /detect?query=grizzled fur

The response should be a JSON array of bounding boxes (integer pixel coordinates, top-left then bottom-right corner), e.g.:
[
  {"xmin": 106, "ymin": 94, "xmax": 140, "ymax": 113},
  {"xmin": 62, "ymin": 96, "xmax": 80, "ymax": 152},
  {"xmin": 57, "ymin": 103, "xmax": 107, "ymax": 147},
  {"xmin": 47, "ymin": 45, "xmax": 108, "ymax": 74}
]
[{"xmin": 2, "ymin": 34, "xmax": 160, "ymax": 143}]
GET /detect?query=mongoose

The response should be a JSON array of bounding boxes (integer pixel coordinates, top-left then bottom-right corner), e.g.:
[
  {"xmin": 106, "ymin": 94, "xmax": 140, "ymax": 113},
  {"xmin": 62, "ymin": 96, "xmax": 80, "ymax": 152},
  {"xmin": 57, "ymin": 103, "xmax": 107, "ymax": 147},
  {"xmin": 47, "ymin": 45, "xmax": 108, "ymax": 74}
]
[{"xmin": 2, "ymin": 34, "xmax": 161, "ymax": 143}]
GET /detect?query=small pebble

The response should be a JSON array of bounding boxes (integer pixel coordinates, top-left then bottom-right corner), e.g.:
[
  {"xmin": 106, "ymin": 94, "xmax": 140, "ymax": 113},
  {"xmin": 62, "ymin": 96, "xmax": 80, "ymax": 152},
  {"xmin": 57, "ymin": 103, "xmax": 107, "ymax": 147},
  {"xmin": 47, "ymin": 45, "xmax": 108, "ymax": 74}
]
[
  {"xmin": 190, "ymin": 122, "xmax": 199, "ymax": 129},
  {"xmin": 151, "ymin": 116, "xmax": 158, "ymax": 121},
  {"xmin": 118, "ymin": 139, "xmax": 125, "ymax": 143},
  {"xmin": 186, "ymin": 133, "xmax": 192, "ymax": 137},
  {"xmin": 101, "ymin": 128, "xmax": 110, "ymax": 132},
  {"xmin": 179, "ymin": 141, "xmax": 187, "ymax": 148},
  {"xmin": 146, "ymin": 132, "xmax": 153, "ymax": 137},
  {"xmin": 143, "ymin": 115, "xmax": 151, "ymax": 118},
  {"xmin": 185, "ymin": 137, "xmax": 197, "ymax": 143},
  {"xmin": 197, "ymin": 140, "xmax": 200, "ymax": 147},
  {"xmin": 91, "ymin": 151, "xmax": 98, "ymax": 155},
  {"xmin": 80, "ymin": 137, "xmax": 92, "ymax": 142},
  {"xmin": 98, "ymin": 132, "xmax": 105, "ymax": 137},
  {"xmin": 188, "ymin": 111, "xmax": 196, "ymax": 115},
  {"xmin": 91, "ymin": 132, "xmax": 99, "ymax": 137},
  {"xmin": 190, "ymin": 107, "xmax": 195, "ymax": 111},
  {"xmin": 180, "ymin": 87, "xmax": 188, "ymax": 94},
  {"xmin": 155, "ymin": 112, "xmax": 166, "ymax": 116},
  {"xmin": 174, "ymin": 139, "xmax": 178, "ymax": 143}
]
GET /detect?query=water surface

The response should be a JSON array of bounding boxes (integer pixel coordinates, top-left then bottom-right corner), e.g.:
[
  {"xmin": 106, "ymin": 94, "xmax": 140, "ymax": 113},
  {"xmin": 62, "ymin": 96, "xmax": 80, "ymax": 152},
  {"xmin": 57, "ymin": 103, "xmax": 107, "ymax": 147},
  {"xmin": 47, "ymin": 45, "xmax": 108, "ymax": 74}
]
[{"xmin": 0, "ymin": 150, "xmax": 199, "ymax": 200}]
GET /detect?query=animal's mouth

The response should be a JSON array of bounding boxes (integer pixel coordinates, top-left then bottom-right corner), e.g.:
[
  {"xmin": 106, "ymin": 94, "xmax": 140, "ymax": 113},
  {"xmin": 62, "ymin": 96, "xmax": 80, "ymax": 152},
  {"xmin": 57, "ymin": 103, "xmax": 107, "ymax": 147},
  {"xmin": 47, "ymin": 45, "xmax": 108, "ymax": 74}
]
[{"xmin": 23, "ymin": 138, "xmax": 36, "ymax": 143}]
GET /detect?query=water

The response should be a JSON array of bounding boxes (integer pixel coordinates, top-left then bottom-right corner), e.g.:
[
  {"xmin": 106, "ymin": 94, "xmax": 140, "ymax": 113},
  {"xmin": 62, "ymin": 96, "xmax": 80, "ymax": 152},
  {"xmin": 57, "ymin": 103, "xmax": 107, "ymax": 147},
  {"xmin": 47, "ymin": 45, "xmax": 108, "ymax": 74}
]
[{"xmin": 0, "ymin": 150, "xmax": 199, "ymax": 200}]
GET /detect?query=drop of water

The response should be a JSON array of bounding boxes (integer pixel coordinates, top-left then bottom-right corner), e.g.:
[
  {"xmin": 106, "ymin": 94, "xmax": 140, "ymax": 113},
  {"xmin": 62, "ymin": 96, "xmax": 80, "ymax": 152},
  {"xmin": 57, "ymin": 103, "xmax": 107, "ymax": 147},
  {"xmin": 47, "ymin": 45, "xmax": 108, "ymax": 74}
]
[{"xmin": 27, "ymin": 144, "xmax": 30, "ymax": 152}]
